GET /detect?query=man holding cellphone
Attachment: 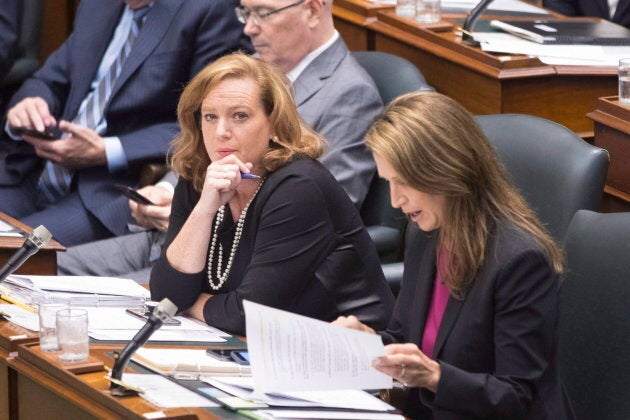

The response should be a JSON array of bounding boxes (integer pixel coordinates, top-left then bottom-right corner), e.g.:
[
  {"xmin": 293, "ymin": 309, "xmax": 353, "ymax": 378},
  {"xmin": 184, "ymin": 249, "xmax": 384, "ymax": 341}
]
[
  {"xmin": 58, "ymin": 0, "xmax": 383, "ymax": 281},
  {"xmin": 0, "ymin": 0, "xmax": 250, "ymax": 246}
]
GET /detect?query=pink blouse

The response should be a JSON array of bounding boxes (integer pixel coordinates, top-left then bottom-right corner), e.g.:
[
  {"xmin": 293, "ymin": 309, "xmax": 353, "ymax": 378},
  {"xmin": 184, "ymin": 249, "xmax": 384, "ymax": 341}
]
[{"xmin": 420, "ymin": 249, "xmax": 451, "ymax": 357}]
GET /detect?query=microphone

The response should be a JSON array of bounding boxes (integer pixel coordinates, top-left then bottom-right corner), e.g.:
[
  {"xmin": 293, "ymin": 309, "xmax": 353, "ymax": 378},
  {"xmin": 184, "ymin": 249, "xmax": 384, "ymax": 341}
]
[
  {"xmin": 0, "ymin": 225, "xmax": 53, "ymax": 283},
  {"xmin": 110, "ymin": 297, "xmax": 178, "ymax": 396},
  {"xmin": 462, "ymin": 0, "xmax": 495, "ymax": 46}
]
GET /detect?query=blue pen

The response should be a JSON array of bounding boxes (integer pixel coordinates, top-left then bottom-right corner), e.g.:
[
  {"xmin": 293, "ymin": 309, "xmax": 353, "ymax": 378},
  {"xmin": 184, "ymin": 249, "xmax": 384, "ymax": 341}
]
[{"xmin": 240, "ymin": 172, "xmax": 261, "ymax": 179}]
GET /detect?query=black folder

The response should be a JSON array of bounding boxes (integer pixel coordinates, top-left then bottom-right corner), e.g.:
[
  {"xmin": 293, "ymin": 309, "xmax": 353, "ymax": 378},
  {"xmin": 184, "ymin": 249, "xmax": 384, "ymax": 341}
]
[{"xmin": 490, "ymin": 19, "xmax": 630, "ymax": 45}]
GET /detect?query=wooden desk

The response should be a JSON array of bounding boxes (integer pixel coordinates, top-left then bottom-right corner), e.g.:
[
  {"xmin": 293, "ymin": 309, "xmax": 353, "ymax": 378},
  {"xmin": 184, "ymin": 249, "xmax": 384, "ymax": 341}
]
[
  {"xmin": 366, "ymin": 12, "xmax": 617, "ymax": 136},
  {"xmin": 9, "ymin": 343, "xmax": 236, "ymax": 419},
  {"xmin": 587, "ymin": 97, "xmax": 630, "ymax": 212},
  {"xmin": 332, "ymin": 0, "xmax": 394, "ymax": 51},
  {"xmin": 0, "ymin": 317, "xmax": 38, "ymax": 420},
  {"xmin": 0, "ymin": 212, "xmax": 65, "ymax": 276}
]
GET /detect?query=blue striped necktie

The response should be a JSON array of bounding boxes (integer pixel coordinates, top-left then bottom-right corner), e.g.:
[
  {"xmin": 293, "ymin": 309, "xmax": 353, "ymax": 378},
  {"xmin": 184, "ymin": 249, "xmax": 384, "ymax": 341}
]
[{"xmin": 38, "ymin": 7, "xmax": 150, "ymax": 203}]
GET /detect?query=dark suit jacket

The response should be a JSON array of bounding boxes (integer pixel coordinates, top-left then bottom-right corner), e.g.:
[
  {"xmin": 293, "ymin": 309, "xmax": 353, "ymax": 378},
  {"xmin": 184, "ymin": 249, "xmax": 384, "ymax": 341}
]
[
  {"xmin": 0, "ymin": 0, "xmax": 20, "ymax": 79},
  {"xmin": 381, "ymin": 222, "xmax": 573, "ymax": 419},
  {"xmin": 544, "ymin": 0, "xmax": 630, "ymax": 27},
  {"xmin": 1, "ymin": 0, "xmax": 250, "ymax": 235}
]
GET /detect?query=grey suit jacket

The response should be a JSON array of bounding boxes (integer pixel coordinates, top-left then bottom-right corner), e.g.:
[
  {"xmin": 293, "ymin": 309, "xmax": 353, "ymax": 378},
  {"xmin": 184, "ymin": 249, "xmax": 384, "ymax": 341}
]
[{"xmin": 294, "ymin": 37, "xmax": 383, "ymax": 209}]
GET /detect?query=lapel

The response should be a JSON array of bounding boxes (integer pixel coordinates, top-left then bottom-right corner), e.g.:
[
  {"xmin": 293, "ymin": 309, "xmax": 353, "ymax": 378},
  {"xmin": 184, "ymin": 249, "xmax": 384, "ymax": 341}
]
[
  {"xmin": 66, "ymin": 3, "xmax": 124, "ymax": 119},
  {"xmin": 613, "ymin": 0, "xmax": 630, "ymax": 21},
  {"xmin": 108, "ymin": 0, "xmax": 183, "ymax": 103},
  {"xmin": 407, "ymin": 231, "xmax": 438, "ymax": 346},
  {"xmin": 293, "ymin": 37, "xmax": 348, "ymax": 107},
  {"xmin": 432, "ymin": 292, "xmax": 464, "ymax": 358}
]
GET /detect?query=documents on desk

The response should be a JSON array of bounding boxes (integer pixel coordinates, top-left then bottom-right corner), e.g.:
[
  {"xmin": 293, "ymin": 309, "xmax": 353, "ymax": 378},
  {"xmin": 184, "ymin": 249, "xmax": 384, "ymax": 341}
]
[
  {"xmin": 2, "ymin": 274, "xmax": 149, "ymax": 307},
  {"xmin": 473, "ymin": 32, "xmax": 627, "ymax": 66},
  {"xmin": 244, "ymin": 300, "xmax": 392, "ymax": 393},
  {"xmin": 133, "ymin": 348, "xmax": 251, "ymax": 379},
  {"xmin": 121, "ymin": 374, "xmax": 220, "ymax": 408},
  {"xmin": 86, "ymin": 307, "xmax": 230, "ymax": 343},
  {"xmin": 442, "ymin": 0, "xmax": 549, "ymax": 15},
  {"xmin": 204, "ymin": 376, "xmax": 394, "ymax": 411}
]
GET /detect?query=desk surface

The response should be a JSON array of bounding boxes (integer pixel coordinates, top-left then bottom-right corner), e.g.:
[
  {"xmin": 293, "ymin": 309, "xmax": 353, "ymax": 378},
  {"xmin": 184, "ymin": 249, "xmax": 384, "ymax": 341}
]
[
  {"xmin": 333, "ymin": 4, "xmax": 617, "ymax": 135},
  {"xmin": 0, "ymin": 212, "xmax": 65, "ymax": 276},
  {"xmin": 10, "ymin": 343, "xmax": 239, "ymax": 419}
]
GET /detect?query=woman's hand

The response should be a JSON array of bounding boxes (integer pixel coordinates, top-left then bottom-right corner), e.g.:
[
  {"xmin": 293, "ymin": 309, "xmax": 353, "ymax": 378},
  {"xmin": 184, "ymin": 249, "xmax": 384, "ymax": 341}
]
[
  {"xmin": 332, "ymin": 315, "xmax": 375, "ymax": 334},
  {"xmin": 197, "ymin": 155, "xmax": 254, "ymax": 215},
  {"xmin": 373, "ymin": 343, "xmax": 441, "ymax": 392}
]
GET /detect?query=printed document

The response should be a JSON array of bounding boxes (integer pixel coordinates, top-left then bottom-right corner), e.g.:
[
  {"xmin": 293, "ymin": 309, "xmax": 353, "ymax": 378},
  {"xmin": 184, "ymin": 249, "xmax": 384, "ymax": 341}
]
[{"xmin": 244, "ymin": 300, "xmax": 392, "ymax": 393}]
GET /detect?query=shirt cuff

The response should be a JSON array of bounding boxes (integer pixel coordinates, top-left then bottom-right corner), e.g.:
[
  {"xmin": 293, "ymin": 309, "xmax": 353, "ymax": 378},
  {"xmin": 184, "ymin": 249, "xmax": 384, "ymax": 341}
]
[
  {"xmin": 103, "ymin": 136, "xmax": 128, "ymax": 172},
  {"xmin": 4, "ymin": 122, "xmax": 22, "ymax": 141},
  {"xmin": 155, "ymin": 181, "xmax": 175, "ymax": 193}
]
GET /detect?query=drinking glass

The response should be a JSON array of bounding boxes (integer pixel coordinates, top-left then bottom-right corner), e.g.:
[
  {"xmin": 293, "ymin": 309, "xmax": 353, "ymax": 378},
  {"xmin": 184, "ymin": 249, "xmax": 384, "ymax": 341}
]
[
  {"xmin": 56, "ymin": 308, "xmax": 89, "ymax": 363},
  {"xmin": 619, "ymin": 58, "xmax": 630, "ymax": 105},
  {"xmin": 416, "ymin": 0, "xmax": 441, "ymax": 23},
  {"xmin": 396, "ymin": 0, "xmax": 416, "ymax": 18},
  {"xmin": 38, "ymin": 303, "xmax": 68, "ymax": 352}
]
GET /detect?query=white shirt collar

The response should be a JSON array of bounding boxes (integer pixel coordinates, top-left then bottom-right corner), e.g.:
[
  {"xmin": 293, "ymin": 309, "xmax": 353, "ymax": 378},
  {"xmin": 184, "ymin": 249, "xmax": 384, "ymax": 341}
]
[{"xmin": 286, "ymin": 31, "xmax": 340, "ymax": 83}]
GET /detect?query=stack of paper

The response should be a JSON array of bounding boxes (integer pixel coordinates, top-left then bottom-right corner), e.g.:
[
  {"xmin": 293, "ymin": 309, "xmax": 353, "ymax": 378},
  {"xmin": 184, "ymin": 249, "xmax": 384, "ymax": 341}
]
[
  {"xmin": 473, "ymin": 32, "xmax": 626, "ymax": 66},
  {"xmin": 133, "ymin": 348, "xmax": 251, "ymax": 379},
  {"xmin": 2, "ymin": 274, "xmax": 150, "ymax": 307}
]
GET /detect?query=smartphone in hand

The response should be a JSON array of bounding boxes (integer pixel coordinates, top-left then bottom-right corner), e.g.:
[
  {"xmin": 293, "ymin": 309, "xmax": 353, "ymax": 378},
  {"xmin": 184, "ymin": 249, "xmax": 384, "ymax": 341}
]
[
  {"xmin": 11, "ymin": 125, "xmax": 64, "ymax": 140},
  {"xmin": 114, "ymin": 184, "xmax": 155, "ymax": 205}
]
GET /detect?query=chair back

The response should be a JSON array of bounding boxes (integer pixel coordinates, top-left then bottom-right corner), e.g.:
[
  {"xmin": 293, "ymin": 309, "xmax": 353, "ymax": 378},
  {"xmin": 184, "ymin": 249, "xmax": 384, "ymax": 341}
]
[
  {"xmin": 559, "ymin": 210, "xmax": 630, "ymax": 419},
  {"xmin": 353, "ymin": 51, "xmax": 433, "ymax": 264},
  {"xmin": 1, "ymin": 0, "xmax": 43, "ymax": 87},
  {"xmin": 475, "ymin": 114, "xmax": 609, "ymax": 242}
]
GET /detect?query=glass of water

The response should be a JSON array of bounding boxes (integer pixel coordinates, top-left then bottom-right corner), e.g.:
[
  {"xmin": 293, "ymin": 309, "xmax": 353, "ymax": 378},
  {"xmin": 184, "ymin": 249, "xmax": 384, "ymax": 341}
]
[
  {"xmin": 416, "ymin": 0, "xmax": 441, "ymax": 23},
  {"xmin": 38, "ymin": 303, "xmax": 68, "ymax": 352},
  {"xmin": 396, "ymin": 0, "xmax": 416, "ymax": 18},
  {"xmin": 56, "ymin": 308, "xmax": 89, "ymax": 363},
  {"xmin": 619, "ymin": 58, "xmax": 630, "ymax": 105}
]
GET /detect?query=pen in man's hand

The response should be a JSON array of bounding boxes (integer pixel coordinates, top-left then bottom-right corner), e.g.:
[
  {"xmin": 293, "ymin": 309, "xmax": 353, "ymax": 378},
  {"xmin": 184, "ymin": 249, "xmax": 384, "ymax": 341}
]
[{"xmin": 240, "ymin": 172, "xmax": 261, "ymax": 179}]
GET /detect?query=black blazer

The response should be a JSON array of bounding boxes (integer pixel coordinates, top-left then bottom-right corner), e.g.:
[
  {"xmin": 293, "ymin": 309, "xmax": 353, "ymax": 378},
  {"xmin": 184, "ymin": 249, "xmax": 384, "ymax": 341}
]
[
  {"xmin": 544, "ymin": 0, "xmax": 630, "ymax": 27},
  {"xmin": 151, "ymin": 158, "xmax": 395, "ymax": 335},
  {"xmin": 1, "ymin": 0, "xmax": 250, "ymax": 235},
  {"xmin": 381, "ymin": 222, "xmax": 573, "ymax": 419}
]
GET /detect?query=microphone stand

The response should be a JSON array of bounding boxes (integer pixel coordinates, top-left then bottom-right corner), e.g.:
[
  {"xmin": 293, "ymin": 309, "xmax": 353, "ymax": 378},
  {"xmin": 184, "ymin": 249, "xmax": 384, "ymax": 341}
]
[
  {"xmin": 461, "ymin": 0, "xmax": 495, "ymax": 46},
  {"xmin": 109, "ymin": 298, "xmax": 177, "ymax": 397}
]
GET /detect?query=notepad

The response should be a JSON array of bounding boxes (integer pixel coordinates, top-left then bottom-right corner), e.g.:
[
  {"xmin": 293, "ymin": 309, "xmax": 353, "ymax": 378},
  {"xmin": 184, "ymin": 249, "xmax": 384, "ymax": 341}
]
[
  {"xmin": 490, "ymin": 19, "xmax": 630, "ymax": 45},
  {"xmin": 133, "ymin": 348, "xmax": 251, "ymax": 379}
]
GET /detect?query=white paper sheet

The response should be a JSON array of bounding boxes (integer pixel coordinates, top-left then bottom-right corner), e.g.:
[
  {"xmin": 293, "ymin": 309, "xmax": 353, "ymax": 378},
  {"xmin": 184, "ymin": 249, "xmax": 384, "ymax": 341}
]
[
  {"xmin": 0, "ymin": 305, "xmax": 38, "ymax": 331},
  {"xmin": 7, "ymin": 275, "xmax": 150, "ymax": 297},
  {"xmin": 243, "ymin": 300, "xmax": 392, "ymax": 393},
  {"xmin": 121, "ymin": 374, "xmax": 219, "ymax": 408},
  {"xmin": 256, "ymin": 410, "xmax": 404, "ymax": 419},
  {"xmin": 205, "ymin": 376, "xmax": 395, "ymax": 411},
  {"xmin": 442, "ymin": 0, "xmax": 549, "ymax": 14},
  {"xmin": 474, "ymin": 32, "xmax": 626, "ymax": 66},
  {"xmin": 89, "ymin": 328, "xmax": 226, "ymax": 343}
]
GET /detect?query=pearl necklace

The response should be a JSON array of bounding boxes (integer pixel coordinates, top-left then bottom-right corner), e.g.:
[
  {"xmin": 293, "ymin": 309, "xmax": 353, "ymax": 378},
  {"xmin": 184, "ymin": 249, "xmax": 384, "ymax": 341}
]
[{"xmin": 207, "ymin": 179, "xmax": 265, "ymax": 290}]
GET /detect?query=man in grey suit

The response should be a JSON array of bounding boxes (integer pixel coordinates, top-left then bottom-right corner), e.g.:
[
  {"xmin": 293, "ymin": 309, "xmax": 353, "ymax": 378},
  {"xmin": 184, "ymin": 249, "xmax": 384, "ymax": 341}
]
[{"xmin": 58, "ymin": 0, "xmax": 383, "ymax": 282}]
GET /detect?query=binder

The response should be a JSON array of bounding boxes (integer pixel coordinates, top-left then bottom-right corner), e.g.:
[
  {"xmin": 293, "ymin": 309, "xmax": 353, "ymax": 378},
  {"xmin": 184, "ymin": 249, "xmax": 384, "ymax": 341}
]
[{"xmin": 490, "ymin": 19, "xmax": 630, "ymax": 45}]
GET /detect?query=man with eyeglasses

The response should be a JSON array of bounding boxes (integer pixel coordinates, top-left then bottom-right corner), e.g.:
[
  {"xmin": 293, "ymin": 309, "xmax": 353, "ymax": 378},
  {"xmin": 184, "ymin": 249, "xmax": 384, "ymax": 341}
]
[
  {"xmin": 56, "ymin": 0, "xmax": 382, "ymax": 283},
  {"xmin": 237, "ymin": 0, "xmax": 382, "ymax": 209}
]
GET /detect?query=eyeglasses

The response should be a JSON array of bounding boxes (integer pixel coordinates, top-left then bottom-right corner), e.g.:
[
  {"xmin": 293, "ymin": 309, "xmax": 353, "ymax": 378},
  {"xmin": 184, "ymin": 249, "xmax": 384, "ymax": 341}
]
[{"xmin": 235, "ymin": 0, "xmax": 306, "ymax": 25}]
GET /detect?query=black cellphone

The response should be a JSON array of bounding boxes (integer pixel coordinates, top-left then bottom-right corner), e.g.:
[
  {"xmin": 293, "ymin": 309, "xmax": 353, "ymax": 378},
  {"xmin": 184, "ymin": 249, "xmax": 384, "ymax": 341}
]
[
  {"xmin": 11, "ymin": 125, "xmax": 64, "ymax": 140},
  {"xmin": 230, "ymin": 350, "xmax": 250, "ymax": 365},
  {"xmin": 125, "ymin": 308, "xmax": 181, "ymax": 326},
  {"xmin": 113, "ymin": 184, "xmax": 155, "ymax": 205},
  {"xmin": 206, "ymin": 348, "xmax": 234, "ymax": 362}
]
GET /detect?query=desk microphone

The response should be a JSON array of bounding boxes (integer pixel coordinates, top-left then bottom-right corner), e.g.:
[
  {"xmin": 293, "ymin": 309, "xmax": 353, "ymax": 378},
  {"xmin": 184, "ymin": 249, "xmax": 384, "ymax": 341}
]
[
  {"xmin": 462, "ymin": 0, "xmax": 495, "ymax": 46},
  {"xmin": 110, "ymin": 297, "xmax": 177, "ymax": 396},
  {"xmin": 0, "ymin": 225, "xmax": 53, "ymax": 283}
]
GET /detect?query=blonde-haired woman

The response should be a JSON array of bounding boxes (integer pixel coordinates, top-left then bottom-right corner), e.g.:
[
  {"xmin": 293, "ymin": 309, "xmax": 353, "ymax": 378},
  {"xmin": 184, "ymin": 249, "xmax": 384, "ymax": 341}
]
[
  {"xmin": 335, "ymin": 92, "xmax": 573, "ymax": 419},
  {"xmin": 150, "ymin": 53, "xmax": 393, "ymax": 335}
]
